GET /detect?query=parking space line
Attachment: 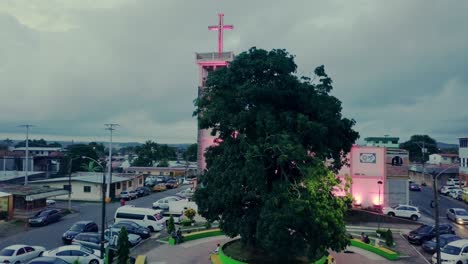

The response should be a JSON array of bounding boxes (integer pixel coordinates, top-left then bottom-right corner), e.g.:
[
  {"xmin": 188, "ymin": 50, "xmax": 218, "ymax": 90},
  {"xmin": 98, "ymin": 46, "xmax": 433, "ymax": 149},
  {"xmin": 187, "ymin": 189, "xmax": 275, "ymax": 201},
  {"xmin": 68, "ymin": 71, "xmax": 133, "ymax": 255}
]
[{"xmin": 401, "ymin": 234, "xmax": 430, "ymax": 264}]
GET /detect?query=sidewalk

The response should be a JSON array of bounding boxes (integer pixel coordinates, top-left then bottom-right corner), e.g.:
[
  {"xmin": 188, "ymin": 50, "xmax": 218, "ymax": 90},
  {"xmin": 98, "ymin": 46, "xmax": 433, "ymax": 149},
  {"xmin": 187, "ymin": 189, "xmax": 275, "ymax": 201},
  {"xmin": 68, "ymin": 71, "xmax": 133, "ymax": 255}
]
[{"xmin": 132, "ymin": 235, "xmax": 231, "ymax": 264}]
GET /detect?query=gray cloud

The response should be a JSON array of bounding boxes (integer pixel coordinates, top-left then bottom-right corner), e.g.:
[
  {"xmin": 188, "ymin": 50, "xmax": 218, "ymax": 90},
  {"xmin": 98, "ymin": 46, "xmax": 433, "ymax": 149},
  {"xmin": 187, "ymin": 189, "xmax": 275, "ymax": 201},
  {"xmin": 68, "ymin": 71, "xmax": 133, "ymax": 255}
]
[{"xmin": 0, "ymin": 0, "xmax": 467, "ymax": 144}]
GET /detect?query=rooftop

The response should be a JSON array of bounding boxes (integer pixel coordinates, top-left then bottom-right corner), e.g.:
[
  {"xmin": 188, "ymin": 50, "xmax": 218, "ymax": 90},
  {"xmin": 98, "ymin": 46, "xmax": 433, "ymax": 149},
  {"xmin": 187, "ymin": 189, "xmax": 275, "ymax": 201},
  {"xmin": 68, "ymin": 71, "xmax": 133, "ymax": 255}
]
[
  {"xmin": 0, "ymin": 183, "xmax": 68, "ymax": 197},
  {"xmin": 29, "ymin": 172, "xmax": 143, "ymax": 184},
  {"xmin": 364, "ymin": 137, "xmax": 399, "ymax": 141}
]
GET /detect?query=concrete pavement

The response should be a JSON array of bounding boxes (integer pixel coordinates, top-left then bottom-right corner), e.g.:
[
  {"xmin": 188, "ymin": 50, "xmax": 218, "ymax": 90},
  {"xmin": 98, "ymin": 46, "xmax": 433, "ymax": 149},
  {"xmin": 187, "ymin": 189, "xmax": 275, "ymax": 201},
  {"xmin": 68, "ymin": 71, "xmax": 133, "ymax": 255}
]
[{"xmin": 0, "ymin": 185, "xmax": 187, "ymax": 250}]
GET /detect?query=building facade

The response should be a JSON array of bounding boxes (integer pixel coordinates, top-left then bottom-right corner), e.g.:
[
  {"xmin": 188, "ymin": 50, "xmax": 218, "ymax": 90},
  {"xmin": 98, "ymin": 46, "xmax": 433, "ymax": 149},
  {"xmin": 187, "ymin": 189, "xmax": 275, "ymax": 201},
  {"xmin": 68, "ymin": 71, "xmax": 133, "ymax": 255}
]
[
  {"xmin": 364, "ymin": 136, "xmax": 399, "ymax": 148},
  {"xmin": 459, "ymin": 137, "xmax": 468, "ymax": 183},
  {"xmin": 428, "ymin": 153, "xmax": 459, "ymax": 165},
  {"xmin": 29, "ymin": 173, "xmax": 144, "ymax": 202}
]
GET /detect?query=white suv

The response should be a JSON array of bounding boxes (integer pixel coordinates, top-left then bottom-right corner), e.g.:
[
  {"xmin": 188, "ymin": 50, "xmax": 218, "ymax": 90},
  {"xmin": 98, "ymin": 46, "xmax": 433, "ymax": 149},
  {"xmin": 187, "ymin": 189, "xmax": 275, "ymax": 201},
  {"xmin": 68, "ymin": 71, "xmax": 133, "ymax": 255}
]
[
  {"xmin": 440, "ymin": 186, "xmax": 461, "ymax": 196},
  {"xmin": 382, "ymin": 205, "xmax": 421, "ymax": 221},
  {"xmin": 447, "ymin": 178, "xmax": 461, "ymax": 186}
]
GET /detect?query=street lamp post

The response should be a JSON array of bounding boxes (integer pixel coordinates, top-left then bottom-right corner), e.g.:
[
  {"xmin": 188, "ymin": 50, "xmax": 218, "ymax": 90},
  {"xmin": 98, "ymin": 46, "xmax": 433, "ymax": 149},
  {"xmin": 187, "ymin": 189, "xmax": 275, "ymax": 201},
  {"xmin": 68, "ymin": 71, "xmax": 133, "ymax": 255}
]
[
  {"xmin": 377, "ymin": 180, "xmax": 383, "ymax": 230},
  {"xmin": 67, "ymin": 156, "xmax": 81, "ymax": 211},
  {"xmin": 81, "ymin": 156, "xmax": 106, "ymax": 259},
  {"xmin": 105, "ymin": 124, "xmax": 118, "ymax": 201},
  {"xmin": 431, "ymin": 163, "xmax": 459, "ymax": 264}
]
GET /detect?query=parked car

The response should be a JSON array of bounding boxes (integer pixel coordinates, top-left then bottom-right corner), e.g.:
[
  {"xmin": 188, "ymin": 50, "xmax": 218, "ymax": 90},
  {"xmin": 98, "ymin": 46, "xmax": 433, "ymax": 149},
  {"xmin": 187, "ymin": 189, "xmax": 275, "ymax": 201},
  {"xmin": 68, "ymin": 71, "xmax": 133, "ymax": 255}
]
[
  {"xmin": 440, "ymin": 186, "xmax": 462, "ymax": 196},
  {"xmin": 105, "ymin": 227, "xmax": 142, "ymax": 247},
  {"xmin": 382, "ymin": 205, "xmax": 421, "ymax": 221},
  {"xmin": 46, "ymin": 200, "xmax": 56, "ymax": 206},
  {"xmin": 119, "ymin": 191, "xmax": 136, "ymax": 200},
  {"xmin": 446, "ymin": 178, "xmax": 461, "ymax": 186},
  {"xmin": 422, "ymin": 234, "xmax": 461, "ymax": 254},
  {"xmin": 29, "ymin": 209, "xmax": 62, "ymax": 226},
  {"xmin": 447, "ymin": 208, "xmax": 468, "ymax": 225},
  {"xmin": 42, "ymin": 245, "xmax": 102, "ymax": 264},
  {"xmin": 112, "ymin": 221, "xmax": 151, "ymax": 239},
  {"xmin": 407, "ymin": 224, "xmax": 455, "ymax": 244},
  {"xmin": 152, "ymin": 183, "xmax": 167, "ymax": 192},
  {"xmin": 165, "ymin": 180, "xmax": 179, "ymax": 189},
  {"xmin": 72, "ymin": 233, "xmax": 105, "ymax": 250},
  {"xmin": 449, "ymin": 189, "xmax": 462, "ymax": 199},
  {"xmin": 27, "ymin": 257, "xmax": 69, "ymax": 264},
  {"xmin": 129, "ymin": 191, "xmax": 138, "ymax": 199},
  {"xmin": 62, "ymin": 221, "xmax": 99, "ymax": 244},
  {"xmin": 409, "ymin": 183, "xmax": 421, "ymax": 191},
  {"xmin": 434, "ymin": 239, "xmax": 468, "ymax": 264},
  {"xmin": 176, "ymin": 188, "xmax": 194, "ymax": 199},
  {"xmin": 135, "ymin": 187, "xmax": 151, "ymax": 197},
  {"xmin": 0, "ymin": 245, "xmax": 46, "ymax": 264},
  {"xmin": 114, "ymin": 206, "xmax": 164, "ymax": 232},
  {"xmin": 152, "ymin": 196, "xmax": 182, "ymax": 210}
]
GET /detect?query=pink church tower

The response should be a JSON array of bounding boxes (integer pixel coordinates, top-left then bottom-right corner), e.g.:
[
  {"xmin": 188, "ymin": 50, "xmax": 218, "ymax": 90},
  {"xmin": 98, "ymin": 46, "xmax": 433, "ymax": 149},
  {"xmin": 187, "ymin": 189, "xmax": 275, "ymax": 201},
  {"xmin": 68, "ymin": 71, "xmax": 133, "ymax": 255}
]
[{"xmin": 196, "ymin": 13, "xmax": 234, "ymax": 173}]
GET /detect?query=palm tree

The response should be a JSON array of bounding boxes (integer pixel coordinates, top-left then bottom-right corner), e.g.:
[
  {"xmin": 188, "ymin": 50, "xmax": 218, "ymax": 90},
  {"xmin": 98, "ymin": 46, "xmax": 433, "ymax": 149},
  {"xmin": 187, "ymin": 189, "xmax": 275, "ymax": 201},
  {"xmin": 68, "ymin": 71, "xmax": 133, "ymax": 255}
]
[{"xmin": 80, "ymin": 161, "xmax": 101, "ymax": 172}]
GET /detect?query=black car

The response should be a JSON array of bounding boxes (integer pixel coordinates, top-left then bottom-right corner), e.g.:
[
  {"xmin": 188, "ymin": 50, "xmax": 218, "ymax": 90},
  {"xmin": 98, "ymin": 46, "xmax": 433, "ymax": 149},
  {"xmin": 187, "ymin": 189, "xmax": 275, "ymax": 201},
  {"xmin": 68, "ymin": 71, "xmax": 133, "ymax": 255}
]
[
  {"xmin": 407, "ymin": 224, "xmax": 455, "ymax": 244},
  {"xmin": 409, "ymin": 183, "xmax": 421, "ymax": 191},
  {"xmin": 165, "ymin": 180, "xmax": 179, "ymax": 189},
  {"xmin": 62, "ymin": 221, "xmax": 99, "ymax": 244},
  {"xmin": 27, "ymin": 257, "xmax": 69, "ymax": 264},
  {"xmin": 135, "ymin": 187, "xmax": 151, "ymax": 197},
  {"xmin": 28, "ymin": 209, "xmax": 62, "ymax": 226},
  {"xmin": 421, "ymin": 234, "xmax": 461, "ymax": 254},
  {"xmin": 113, "ymin": 221, "xmax": 151, "ymax": 239}
]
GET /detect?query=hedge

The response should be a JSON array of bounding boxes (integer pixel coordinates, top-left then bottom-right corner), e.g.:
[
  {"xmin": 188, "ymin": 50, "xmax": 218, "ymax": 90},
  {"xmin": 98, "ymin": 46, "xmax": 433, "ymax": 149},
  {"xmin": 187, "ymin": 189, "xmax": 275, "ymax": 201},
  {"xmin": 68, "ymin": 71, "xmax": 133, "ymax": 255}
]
[
  {"xmin": 350, "ymin": 238, "xmax": 399, "ymax": 260},
  {"xmin": 169, "ymin": 228, "xmax": 224, "ymax": 245}
]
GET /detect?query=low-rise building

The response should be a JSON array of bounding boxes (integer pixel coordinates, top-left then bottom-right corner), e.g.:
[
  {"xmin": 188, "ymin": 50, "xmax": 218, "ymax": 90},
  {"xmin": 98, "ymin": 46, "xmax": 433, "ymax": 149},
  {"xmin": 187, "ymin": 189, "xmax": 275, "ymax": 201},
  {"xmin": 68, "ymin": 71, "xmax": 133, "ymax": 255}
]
[
  {"xmin": 29, "ymin": 172, "xmax": 144, "ymax": 201},
  {"xmin": 0, "ymin": 184, "xmax": 68, "ymax": 220},
  {"xmin": 459, "ymin": 137, "xmax": 468, "ymax": 183},
  {"xmin": 124, "ymin": 166, "xmax": 197, "ymax": 177},
  {"xmin": 364, "ymin": 136, "xmax": 399, "ymax": 148},
  {"xmin": 428, "ymin": 153, "xmax": 459, "ymax": 165}
]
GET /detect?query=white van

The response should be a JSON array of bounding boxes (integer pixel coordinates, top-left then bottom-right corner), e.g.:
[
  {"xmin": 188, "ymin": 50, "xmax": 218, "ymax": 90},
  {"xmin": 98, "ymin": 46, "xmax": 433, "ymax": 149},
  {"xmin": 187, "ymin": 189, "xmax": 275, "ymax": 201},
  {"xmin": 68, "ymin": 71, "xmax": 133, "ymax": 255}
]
[{"xmin": 114, "ymin": 205, "xmax": 165, "ymax": 232}]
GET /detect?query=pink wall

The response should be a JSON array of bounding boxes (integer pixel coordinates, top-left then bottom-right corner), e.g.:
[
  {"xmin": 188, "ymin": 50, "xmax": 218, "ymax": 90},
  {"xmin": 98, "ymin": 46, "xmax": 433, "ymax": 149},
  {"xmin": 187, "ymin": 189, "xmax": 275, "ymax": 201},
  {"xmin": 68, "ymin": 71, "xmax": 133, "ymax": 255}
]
[{"xmin": 336, "ymin": 146, "xmax": 386, "ymax": 207}]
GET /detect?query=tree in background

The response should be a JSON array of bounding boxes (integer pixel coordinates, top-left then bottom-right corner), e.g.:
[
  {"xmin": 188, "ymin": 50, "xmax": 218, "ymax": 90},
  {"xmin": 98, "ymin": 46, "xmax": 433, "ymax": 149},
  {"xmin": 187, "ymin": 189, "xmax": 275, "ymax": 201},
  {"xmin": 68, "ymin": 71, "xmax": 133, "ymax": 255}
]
[
  {"xmin": 116, "ymin": 226, "xmax": 130, "ymax": 264},
  {"xmin": 62, "ymin": 143, "xmax": 101, "ymax": 173},
  {"xmin": 400, "ymin": 135, "xmax": 439, "ymax": 162},
  {"xmin": 14, "ymin": 139, "xmax": 62, "ymax": 148},
  {"xmin": 194, "ymin": 48, "xmax": 359, "ymax": 261},
  {"xmin": 157, "ymin": 159, "xmax": 169, "ymax": 167},
  {"xmin": 183, "ymin": 143, "xmax": 197, "ymax": 162},
  {"xmin": 132, "ymin": 141, "xmax": 176, "ymax": 166}
]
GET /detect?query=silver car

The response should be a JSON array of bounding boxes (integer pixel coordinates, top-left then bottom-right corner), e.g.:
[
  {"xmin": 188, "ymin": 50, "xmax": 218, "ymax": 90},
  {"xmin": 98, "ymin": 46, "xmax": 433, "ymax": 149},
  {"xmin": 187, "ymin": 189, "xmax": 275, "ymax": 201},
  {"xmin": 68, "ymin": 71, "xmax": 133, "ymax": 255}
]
[
  {"xmin": 152, "ymin": 196, "xmax": 181, "ymax": 210},
  {"xmin": 447, "ymin": 208, "xmax": 468, "ymax": 225}
]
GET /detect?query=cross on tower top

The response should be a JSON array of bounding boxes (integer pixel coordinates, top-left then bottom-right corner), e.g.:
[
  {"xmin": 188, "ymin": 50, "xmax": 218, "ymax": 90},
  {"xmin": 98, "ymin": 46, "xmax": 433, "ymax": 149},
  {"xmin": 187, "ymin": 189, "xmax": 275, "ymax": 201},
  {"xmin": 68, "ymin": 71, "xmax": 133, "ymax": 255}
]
[{"xmin": 208, "ymin": 13, "xmax": 233, "ymax": 58}]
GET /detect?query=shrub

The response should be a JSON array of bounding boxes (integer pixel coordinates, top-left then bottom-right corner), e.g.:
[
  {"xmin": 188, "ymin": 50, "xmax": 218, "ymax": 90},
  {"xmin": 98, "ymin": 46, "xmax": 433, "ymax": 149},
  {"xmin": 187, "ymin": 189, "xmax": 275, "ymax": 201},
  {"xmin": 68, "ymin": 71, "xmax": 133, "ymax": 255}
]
[
  {"xmin": 184, "ymin": 208, "xmax": 196, "ymax": 221},
  {"xmin": 205, "ymin": 221, "xmax": 212, "ymax": 229},
  {"xmin": 167, "ymin": 215, "xmax": 175, "ymax": 234},
  {"xmin": 116, "ymin": 226, "xmax": 130, "ymax": 264},
  {"xmin": 181, "ymin": 219, "xmax": 192, "ymax": 226},
  {"xmin": 385, "ymin": 229, "xmax": 394, "ymax": 247},
  {"xmin": 0, "ymin": 211, "xmax": 8, "ymax": 220}
]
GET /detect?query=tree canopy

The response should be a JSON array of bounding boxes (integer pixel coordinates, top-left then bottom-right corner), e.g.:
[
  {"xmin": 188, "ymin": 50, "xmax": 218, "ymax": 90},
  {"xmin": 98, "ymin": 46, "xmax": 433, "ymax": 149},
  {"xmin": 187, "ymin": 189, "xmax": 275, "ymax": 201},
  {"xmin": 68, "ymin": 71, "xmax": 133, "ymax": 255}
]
[
  {"xmin": 193, "ymin": 48, "xmax": 359, "ymax": 261},
  {"xmin": 400, "ymin": 135, "xmax": 439, "ymax": 162},
  {"xmin": 183, "ymin": 143, "xmax": 197, "ymax": 162},
  {"xmin": 62, "ymin": 143, "xmax": 102, "ymax": 173},
  {"xmin": 132, "ymin": 141, "xmax": 176, "ymax": 166},
  {"xmin": 15, "ymin": 139, "xmax": 62, "ymax": 148}
]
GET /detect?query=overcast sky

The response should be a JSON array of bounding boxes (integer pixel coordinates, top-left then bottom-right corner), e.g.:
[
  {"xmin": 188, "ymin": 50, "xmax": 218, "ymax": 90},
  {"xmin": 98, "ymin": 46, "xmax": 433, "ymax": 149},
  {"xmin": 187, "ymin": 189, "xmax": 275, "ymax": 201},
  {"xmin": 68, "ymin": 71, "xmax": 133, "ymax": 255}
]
[{"xmin": 0, "ymin": 0, "xmax": 466, "ymax": 144}]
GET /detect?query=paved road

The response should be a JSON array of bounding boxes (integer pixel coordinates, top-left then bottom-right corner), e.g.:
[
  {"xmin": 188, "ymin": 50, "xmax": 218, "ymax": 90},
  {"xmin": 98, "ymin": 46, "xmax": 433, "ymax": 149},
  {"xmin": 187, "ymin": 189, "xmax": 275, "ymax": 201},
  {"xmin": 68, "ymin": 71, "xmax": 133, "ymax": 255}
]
[
  {"xmin": 0, "ymin": 185, "xmax": 188, "ymax": 250},
  {"xmin": 409, "ymin": 186, "xmax": 468, "ymax": 262},
  {"xmin": 409, "ymin": 186, "xmax": 468, "ymax": 237}
]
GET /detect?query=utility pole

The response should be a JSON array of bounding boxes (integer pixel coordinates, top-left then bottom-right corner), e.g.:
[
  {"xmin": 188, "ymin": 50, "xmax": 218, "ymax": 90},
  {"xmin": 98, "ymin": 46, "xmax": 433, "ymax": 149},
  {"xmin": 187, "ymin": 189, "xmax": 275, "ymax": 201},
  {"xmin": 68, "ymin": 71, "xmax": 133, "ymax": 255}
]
[
  {"xmin": 105, "ymin": 124, "xmax": 118, "ymax": 201},
  {"xmin": 19, "ymin": 124, "xmax": 33, "ymax": 185}
]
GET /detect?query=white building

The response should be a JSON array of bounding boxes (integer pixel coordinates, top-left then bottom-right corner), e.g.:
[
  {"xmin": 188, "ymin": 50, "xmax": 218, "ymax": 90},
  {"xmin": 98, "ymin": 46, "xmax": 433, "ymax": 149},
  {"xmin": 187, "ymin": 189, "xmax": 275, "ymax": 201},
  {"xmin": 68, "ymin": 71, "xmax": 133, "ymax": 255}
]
[
  {"xmin": 29, "ymin": 172, "xmax": 144, "ymax": 201},
  {"xmin": 13, "ymin": 147, "xmax": 62, "ymax": 157},
  {"xmin": 460, "ymin": 138, "xmax": 468, "ymax": 184},
  {"xmin": 428, "ymin": 153, "xmax": 459, "ymax": 165}
]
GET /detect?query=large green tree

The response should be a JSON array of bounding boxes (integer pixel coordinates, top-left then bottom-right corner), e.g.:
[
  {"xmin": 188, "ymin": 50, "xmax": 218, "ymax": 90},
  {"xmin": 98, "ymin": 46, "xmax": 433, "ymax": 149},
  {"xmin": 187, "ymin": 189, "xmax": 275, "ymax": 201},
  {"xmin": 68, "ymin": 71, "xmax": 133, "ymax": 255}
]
[
  {"xmin": 400, "ymin": 135, "xmax": 439, "ymax": 162},
  {"xmin": 183, "ymin": 143, "xmax": 197, "ymax": 162},
  {"xmin": 132, "ymin": 141, "xmax": 176, "ymax": 166},
  {"xmin": 194, "ymin": 48, "xmax": 359, "ymax": 261},
  {"xmin": 62, "ymin": 143, "xmax": 101, "ymax": 173}
]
